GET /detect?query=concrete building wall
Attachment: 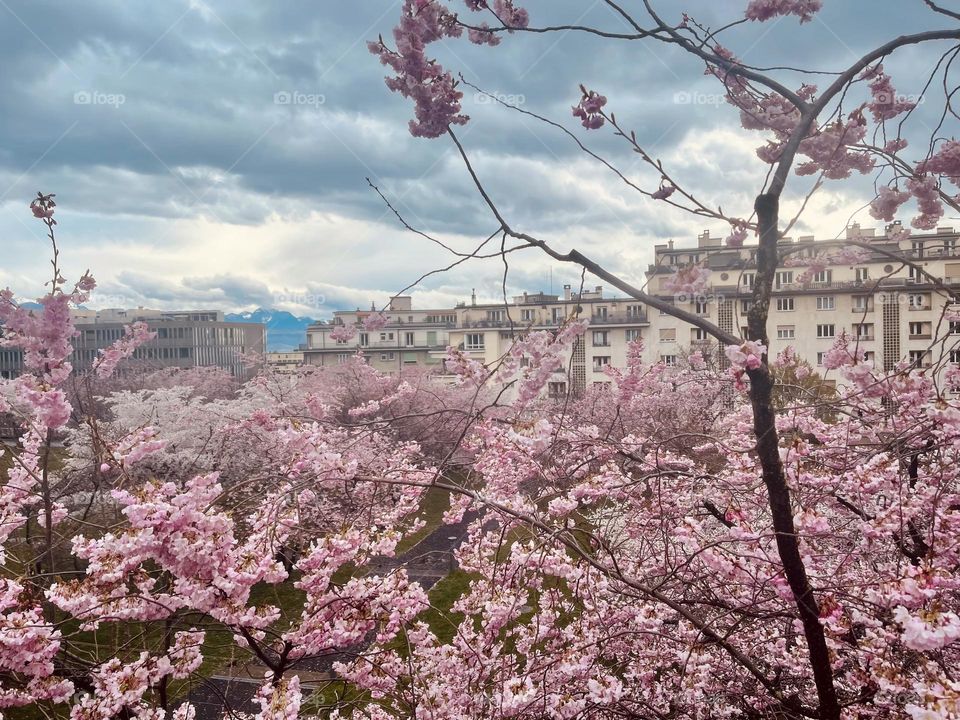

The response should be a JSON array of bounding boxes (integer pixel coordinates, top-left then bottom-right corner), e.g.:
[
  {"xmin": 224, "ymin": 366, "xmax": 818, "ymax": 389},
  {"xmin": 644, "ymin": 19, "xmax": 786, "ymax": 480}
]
[{"xmin": 0, "ymin": 310, "xmax": 265, "ymax": 380}]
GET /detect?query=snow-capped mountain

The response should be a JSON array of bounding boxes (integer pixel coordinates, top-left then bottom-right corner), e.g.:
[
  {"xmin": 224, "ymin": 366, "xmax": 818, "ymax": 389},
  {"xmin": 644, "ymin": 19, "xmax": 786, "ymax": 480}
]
[{"xmin": 225, "ymin": 308, "xmax": 315, "ymax": 352}]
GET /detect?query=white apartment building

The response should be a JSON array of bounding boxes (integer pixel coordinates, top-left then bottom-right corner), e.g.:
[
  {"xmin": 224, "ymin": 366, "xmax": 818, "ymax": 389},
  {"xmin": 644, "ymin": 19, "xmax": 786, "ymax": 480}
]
[
  {"xmin": 304, "ymin": 222, "xmax": 960, "ymax": 396},
  {"xmin": 647, "ymin": 222, "xmax": 960, "ymax": 379},
  {"xmin": 303, "ymin": 289, "xmax": 648, "ymax": 395}
]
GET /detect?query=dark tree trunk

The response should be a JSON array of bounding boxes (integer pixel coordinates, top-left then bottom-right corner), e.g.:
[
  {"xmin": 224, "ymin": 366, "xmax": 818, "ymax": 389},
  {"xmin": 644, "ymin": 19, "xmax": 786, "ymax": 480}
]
[{"xmin": 747, "ymin": 192, "xmax": 841, "ymax": 720}]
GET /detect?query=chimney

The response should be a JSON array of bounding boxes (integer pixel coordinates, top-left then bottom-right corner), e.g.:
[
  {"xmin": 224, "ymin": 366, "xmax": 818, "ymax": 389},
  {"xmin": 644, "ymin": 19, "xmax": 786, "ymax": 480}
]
[
  {"xmin": 471, "ymin": 289, "xmax": 477, "ymax": 306},
  {"xmin": 668, "ymin": 239, "xmax": 674, "ymax": 250},
  {"xmin": 846, "ymin": 222, "xmax": 861, "ymax": 239},
  {"xmin": 563, "ymin": 284, "xmax": 571, "ymax": 301}
]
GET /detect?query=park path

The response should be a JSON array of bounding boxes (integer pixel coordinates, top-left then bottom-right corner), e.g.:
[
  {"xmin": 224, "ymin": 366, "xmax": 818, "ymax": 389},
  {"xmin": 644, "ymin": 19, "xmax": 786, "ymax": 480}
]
[{"xmin": 187, "ymin": 503, "xmax": 480, "ymax": 720}]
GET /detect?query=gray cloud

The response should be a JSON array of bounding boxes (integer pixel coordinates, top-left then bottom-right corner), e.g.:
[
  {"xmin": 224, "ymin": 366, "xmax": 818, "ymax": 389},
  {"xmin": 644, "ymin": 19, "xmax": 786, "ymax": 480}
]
[{"xmin": 0, "ymin": 0, "xmax": 956, "ymax": 312}]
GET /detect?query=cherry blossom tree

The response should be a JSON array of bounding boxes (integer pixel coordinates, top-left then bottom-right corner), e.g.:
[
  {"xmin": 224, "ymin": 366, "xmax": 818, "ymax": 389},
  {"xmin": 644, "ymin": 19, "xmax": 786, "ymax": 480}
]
[{"xmin": 367, "ymin": 2, "xmax": 960, "ymax": 718}]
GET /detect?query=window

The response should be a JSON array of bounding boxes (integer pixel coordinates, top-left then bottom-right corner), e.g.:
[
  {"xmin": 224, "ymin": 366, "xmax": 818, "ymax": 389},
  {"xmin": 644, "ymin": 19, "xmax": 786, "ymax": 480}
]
[
  {"xmin": 380, "ymin": 332, "xmax": 394, "ymax": 341},
  {"xmin": 816, "ymin": 296, "xmax": 835, "ymax": 311},
  {"xmin": 626, "ymin": 305, "xmax": 644, "ymax": 319},
  {"xmin": 813, "ymin": 269, "xmax": 832, "ymax": 284},
  {"xmin": 426, "ymin": 331, "xmax": 438, "ymax": 346},
  {"xmin": 404, "ymin": 332, "xmax": 415, "ymax": 346},
  {"xmin": 776, "ymin": 297, "xmax": 795, "ymax": 312},
  {"xmin": 552, "ymin": 308, "xmax": 565, "ymax": 323},
  {"xmin": 661, "ymin": 355, "xmax": 678, "ymax": 366},
  {"xmin": 465, "ymin": 333, "xmax": 485, "ymax": 350},
  {"xmin": 592, "ymin": 330, "xmax": 610, "ymax": 347},
  {"xmin": 912, "ymin": 240, "xmax": 925, "ymax": 258},
  {"xmin": 592, "ymin": 356, "xmax": 611, "ymax": 372},
  {"xmin": 520, "ymin": 309, "xmax": 535, "ymax": 322},
  {"xmin": 359, "ymin": 333, "xmax": 369, "ymax": 347},
  {"xmin": 337, "ymin": 353, "xmax": 350, "ymax": 364},
  {"xmin": 625, "ymin": 329, "xmax": 642, "ymax": 343},
  {"xmin": 742, "ymin": 273, "xmax": 755, "ymax": 289},
  {"xmin": 694, "ymin": 300, "xmax": 709, "ymax": 316},
  {"xmin": 775, "ymin": 271, "xmax": 793, "ymax": 289},
  {"xmin": 909, "ymin": 322, "xmax": 930, "ymax": 338},
  {"xmin": 864, "ymin": 351, "xmax": 876, "ymax": 363},
  {"xmin": 908, "ymin": 293, "xmax": 929, "ymax": 310},
  {"xmin": 547, "ymin": 381, "xmax": 567, "ymax": 398},
  {"xmin": 776, "ymin": 325, "xmax": 795, "ymax": 340},
  {"xmin": 593, "ymin": 381, "xmax": 612, "ymax": 390},
  {"xmin": 659, "ymin": 301, "xmax": 674, "ymax": 317},
  {"xmin": 741, "ymin": 300, "xmax": 753, "ymax": 314},
  {"xmin": 817, "ymin": 324, "xmax": 836, "ymax": 338},
  {"xmin": 659, "ymin": 328, "xmax": 677, "ymax": 343},
  {"xmin": 909, "ymin": 265, "xmax": 923, "ymax": 282},
  {"xmin": 593, "ymin": 306, "xmax": 608, "ymax": 320},
  {"xmin": 380, "ymin": 352, "xmax": 396, "ymax": 361},
  {"xmin": 852, "ymin": 296, "xmax": 873, "ymax": 313},
  {"xmin": 854, "ymin": 323, "xmax": 874, "ymax": 340},
  {"xmin": 692, "ymin": 328, "xmax": 709, "ymax": 341},
  {"xmin": 855, "ymin": 267, "xmax": 869, "ymax": 282},
  {"xmin": 951, "ymin": 321, "xmax": 960, "ymax": 335},
  {"xmin": 951, "ymin": 350, "xmax": 960, "ymax": 364},
  {"xmin": 487, "ymin": 309, "xmax": 505, "ymax": 323},
  {"xmin": 909, "ymin": 350, "xmax": 930, "ymax": 367},
  {"xmin": 817, "ymin": 352, "xmax": 826, "ymax": 366}
]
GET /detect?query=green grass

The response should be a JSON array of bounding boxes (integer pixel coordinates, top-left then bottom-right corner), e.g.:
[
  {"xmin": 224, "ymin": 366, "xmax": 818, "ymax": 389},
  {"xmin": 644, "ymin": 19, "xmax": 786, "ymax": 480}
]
[{"xmin": 1, "ymin": 465, "xmax": 472, "ymax": 720}]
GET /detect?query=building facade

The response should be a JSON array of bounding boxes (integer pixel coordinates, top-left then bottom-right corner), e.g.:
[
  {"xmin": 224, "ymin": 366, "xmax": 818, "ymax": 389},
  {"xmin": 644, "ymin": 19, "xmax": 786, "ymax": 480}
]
[
  {"xmin": 304, "ymin": 289, "xmax": 649, "ymax": 395},
  {"xmin": 0, "ymin": 308, "xmax": 265, "ymax": 380},
  {"xmin": 645, "ymin": 222, "xmax": 960, "ymax": 377},
  {"xmin": 305, "ymin": 222, "xmax": 960, "ymax": 396}
]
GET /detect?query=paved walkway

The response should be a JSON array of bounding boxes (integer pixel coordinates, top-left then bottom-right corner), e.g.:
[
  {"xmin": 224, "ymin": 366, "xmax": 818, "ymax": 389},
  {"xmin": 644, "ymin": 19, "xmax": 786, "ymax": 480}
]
[{"xmin": 187, "ymin": 499, "xmax": 479, "ymax": 719}]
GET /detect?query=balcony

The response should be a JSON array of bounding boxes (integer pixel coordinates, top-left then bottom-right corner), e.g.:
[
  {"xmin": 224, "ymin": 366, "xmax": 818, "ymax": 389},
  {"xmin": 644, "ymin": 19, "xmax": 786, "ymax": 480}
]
[{"xmin": 460, "ymin": 311, "xmax": 648, "ymax": 329}]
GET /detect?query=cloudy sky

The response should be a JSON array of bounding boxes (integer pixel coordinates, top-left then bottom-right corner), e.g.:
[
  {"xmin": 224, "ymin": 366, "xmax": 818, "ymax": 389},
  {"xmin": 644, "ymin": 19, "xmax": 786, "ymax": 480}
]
[{"xmin": 0, "ymin": 1, "xmax": 956, "ymax": 317}]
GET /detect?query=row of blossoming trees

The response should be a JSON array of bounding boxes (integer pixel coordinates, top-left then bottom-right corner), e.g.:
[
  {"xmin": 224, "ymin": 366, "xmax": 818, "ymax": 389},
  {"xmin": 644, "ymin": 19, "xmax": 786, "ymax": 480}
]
[
  {"xmin": 2, "ymin": 196, "xmax": 960, "ymax": 719},
  {"xmin": 2, "ymin": 3, "xmax": 960, "ymax": 720}
]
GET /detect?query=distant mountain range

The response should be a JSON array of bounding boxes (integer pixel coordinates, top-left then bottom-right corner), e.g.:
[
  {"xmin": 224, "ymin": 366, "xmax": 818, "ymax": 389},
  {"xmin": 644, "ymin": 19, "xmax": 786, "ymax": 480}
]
[{"xmin": 226, "ymin": 308, "xmax": 316, "ymax": 352}]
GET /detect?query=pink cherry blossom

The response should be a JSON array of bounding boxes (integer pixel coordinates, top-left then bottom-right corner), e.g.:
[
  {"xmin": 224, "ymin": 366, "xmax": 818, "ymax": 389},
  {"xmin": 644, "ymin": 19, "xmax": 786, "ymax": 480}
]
[
  {"xmin": 92, "ymin": 321, "xmax": 157, "ymax": 378},
  {"xmin": 870, "ymin": 185, "xmax": 911, "ymax": 222},
  {"xmin": 572, "ymin": 89, "xmax": 607, "ymax": 129},
  {"xmin": 745, "ymin": 0, "xmax": 822, "ymax": 23}
]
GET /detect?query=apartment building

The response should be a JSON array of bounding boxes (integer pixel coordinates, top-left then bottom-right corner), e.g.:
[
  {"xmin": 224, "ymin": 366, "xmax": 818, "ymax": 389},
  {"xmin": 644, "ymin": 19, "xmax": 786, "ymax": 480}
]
[
  {"xmin": 266, "ymin": 351, "xmax": 306, "ymax": 372},
  {"xmin": 646, "ymin": 222, "xmax": 960, "ymax": 377},
  {"xmin": 304, "ymin": 289, "xmax": 649, "ymax": 395},
  {"xmin": 304, "ymin": 295, "xmax": 458, "ymax": 374},
  {"xmin": 0, "ymin": 308, "xmax": 265, "ymax": 380}
]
